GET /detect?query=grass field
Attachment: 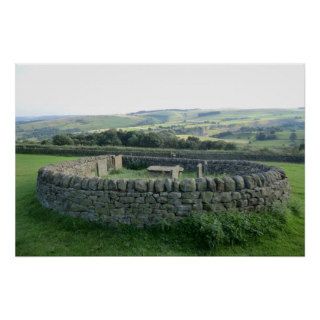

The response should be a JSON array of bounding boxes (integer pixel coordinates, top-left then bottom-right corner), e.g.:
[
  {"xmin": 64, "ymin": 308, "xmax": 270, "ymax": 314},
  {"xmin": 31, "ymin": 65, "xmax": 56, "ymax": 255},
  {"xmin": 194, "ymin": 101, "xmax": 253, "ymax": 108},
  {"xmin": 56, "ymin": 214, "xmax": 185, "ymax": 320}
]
[{"xmin": 16, "ymin": 154, "xmax": 304, "ymax": 256}]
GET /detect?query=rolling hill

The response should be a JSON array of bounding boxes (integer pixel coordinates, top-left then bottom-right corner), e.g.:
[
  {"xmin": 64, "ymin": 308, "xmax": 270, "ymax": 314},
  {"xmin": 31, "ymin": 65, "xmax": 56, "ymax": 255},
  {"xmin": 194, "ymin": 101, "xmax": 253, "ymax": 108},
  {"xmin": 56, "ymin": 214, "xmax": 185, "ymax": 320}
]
[{"xmin": 16, "ymin": 108, "xmax": 305, "ymax": 142}]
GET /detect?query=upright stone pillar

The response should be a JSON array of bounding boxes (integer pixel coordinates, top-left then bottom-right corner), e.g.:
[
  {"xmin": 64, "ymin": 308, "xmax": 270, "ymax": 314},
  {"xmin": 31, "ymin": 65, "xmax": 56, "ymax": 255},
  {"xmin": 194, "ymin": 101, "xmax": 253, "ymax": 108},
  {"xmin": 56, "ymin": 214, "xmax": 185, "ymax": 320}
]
[
  {"xmin": 203, "ymin": 160, "xmax": 208, "ymax": 175},
  {"xmin": 197, "ymin": 163, "xmax": 203, "ymax": 178},
  {"xmin": 114, "ymin": 155, "xmax": 123, "ymax": 170},
  {"xmin": 97, "ymin": 159, "xmax": 108, "ymax": 177}
]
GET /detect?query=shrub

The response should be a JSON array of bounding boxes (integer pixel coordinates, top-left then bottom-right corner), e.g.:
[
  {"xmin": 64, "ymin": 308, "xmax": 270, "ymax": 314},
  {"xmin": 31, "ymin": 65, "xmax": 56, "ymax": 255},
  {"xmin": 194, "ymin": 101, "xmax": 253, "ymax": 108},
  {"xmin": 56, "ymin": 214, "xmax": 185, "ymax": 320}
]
[
  {"xmin": 52, "ymin": 134, "xmax": 74, "ymax": 146},
  {"xmin": 178, "ymin": 209, "xmax": 287, "ymax": 249}
]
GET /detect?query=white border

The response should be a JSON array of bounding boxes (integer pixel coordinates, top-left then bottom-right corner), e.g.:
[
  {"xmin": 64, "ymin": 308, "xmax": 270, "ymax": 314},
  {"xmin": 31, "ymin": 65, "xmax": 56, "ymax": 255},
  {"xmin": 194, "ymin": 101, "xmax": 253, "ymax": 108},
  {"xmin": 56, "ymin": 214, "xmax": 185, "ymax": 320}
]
[{"xmin": 1, "ymin": 1, "xmax": 319, "ymax": 320}]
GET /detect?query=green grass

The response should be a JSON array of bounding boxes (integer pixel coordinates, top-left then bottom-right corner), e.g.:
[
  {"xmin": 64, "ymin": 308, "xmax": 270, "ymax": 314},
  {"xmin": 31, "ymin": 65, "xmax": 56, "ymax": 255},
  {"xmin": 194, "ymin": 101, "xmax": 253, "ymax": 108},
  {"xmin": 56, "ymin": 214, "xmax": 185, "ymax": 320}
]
[
  {"xmin": 107, "ymin": 168, "xmax": 224, "ymax": 179},
  {"xmin": 16, "ymin": 154, "xmax": 304, "ymax": 256}
]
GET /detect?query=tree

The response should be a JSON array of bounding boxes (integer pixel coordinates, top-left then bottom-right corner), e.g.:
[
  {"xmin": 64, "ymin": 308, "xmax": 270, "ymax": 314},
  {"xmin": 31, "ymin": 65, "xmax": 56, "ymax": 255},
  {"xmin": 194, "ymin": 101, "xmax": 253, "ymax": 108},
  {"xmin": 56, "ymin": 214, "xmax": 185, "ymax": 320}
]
[
  {"xmin": 52, "ymin": 135, "xmax": 74, "ymax": 145},
  {"xmin": 96, "ymin": 129, "xmax": 122, "ymax": 146},
  {"xmin": 290, "ymin": 132, "xmax": 297, "ymax": 142},
  {"xmin": 140, "ymin": 132, "xmax": 163, "ymax": 148}
]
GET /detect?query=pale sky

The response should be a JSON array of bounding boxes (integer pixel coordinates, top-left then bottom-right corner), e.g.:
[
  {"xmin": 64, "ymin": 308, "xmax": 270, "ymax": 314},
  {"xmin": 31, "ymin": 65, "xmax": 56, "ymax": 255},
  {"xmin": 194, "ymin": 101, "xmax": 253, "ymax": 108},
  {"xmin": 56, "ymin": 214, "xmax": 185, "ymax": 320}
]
[{"xmin": 15, "ymin": 64, "xmax": 305, "ymax": 116}]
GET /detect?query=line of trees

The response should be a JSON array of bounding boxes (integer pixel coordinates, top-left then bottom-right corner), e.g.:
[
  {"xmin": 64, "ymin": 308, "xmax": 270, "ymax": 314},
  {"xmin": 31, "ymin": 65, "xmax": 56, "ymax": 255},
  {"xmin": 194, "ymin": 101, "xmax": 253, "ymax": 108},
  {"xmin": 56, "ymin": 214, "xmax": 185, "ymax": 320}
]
[{"xmin": 47, "ymin": 129, "xmax": 237, "ymax": 150}]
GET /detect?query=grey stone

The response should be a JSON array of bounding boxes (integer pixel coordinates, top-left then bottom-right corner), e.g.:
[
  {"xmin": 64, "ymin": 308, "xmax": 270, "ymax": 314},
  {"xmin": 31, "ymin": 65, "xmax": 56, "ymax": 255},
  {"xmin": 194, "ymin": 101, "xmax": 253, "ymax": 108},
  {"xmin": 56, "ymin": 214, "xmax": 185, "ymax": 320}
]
[
  {"xmin": 220, "ymin": 192, "xmax": 232, "ymax": 203},
  {"xmin": 180, "ymin": 179, "xmax": 196, "ymax": 192},
  {"xmin": 71, "ymin": 176, "xmax": 82, "ymax": 189},
  {"xmin": 148, "ymin": 180, "xmax": 155, "ymax": 192},
  {"xmin": 135, "ymin": 197, "xmax": 145, "ymax": 204},
  {"xmin": 158, "ymin": 196, "xmax": 168, "ymax": 203},
  {"xmin": 197, "ymin": 163, "xmax": 203, "ymax": 178},
  {"xmin": 201, "ymin": 191, "xmax": 213, "ymax": 203},
  {"xmin": 168, "ymin": 192, "xmax": 181, "ymax": 199},
  {"xmin": 164, "ymin": 178, "xmax": 173, "ymax": 192},
  {"xmin": 243, "ymin": 175, "xmax": 255, "ymax": 189},
  {"xmin": 231, "ymin": 192, "xmax": 241, "ymax": 200},
  {"xmin": 154, "ymin": 179, "xmax": 165, "ymax": 193},
  {"xmin": 206, "ymin": 177, "xmax": 216, "ymax": 191},
  {"xmin": 251, "ymin": 174, "xmax": 262, "ymax": 187},
  {"xmin": 97, "ymin": 178, "xmax": 105, "ymax": 190},
  {"xmin": 88, "ymin": 177, "xmax": 99, "ymax": 190},
  {"xmin": 214, "ymin": 178, "xmax": 225, "ymax": 192},
  {"xmin": 107, "ymin": 179, "xmax": 118, "ymax": 191},
  {"xmin": 135, "ymin": 179, "xmax": 148, "ymax": 192},
  {"xmin": 176, "ymin": 205, "xmax": 192, "ymax": 216},
  {"xmin": 127, "ymin": 180, "xmax": 135, "ymax": 192},
  {"xmin": 233, "ymin": 175, "xmax": 245, "ymax": 190},
  {"xmin": 173, "ymin": 179, "xmax": 180, "ymax": 191},
  {"xmin": 181, "ymin": 192, "xmax": 200, "ymax": 199},
  {"xmin": 117, "ymin": 179, "xmax": 127, "ymax": 191},
  {"xmin": 119, "ymin": 197, "xmax": 135, "ymax": 204},
  {"xmin": 196, "ymin": 178, "xmax": 207, "ymax": 191},
  {"xmin": 62, "ymin": 175, "xmax": 72, "ymax": 188},
  {"xmin": 223, "ymin": 176, "xmax": 236, "ymax": 192}
]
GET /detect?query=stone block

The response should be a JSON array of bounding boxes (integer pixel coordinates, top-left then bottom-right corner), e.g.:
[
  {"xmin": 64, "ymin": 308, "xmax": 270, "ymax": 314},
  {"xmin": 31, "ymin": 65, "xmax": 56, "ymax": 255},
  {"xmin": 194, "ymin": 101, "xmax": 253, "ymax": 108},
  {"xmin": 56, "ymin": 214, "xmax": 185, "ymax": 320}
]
[
  {"xmin": 164, "ymin": 178, "xmax": 173, "ymax": 192},
  {"xmin": 220, "ymin": 192, "xmax": 232, "ymax": 203},
  {"xmin": 196, "ymin": 178, "xmax": 207, "ymax": 191},
  {"xmin": 233, "ymin": 175, "xmax": 245, "ymax": 190},
  {"xmin": 62, "ymin": 175, "xmax": 72, "ymax": 188},
  {"xmin": 251, "ymin": 174, "xmax": 262, "ymax": 187},
  {"xmin": 176, "ymin": 205, "xmax": 192, "ymax": 216},
  {"xmin": 243, "ymin": 175, "xmax": 255, "ymax": 189},
  {"xmin": 214, "ymin": 177, "xmax": 225, "ymax": 192},
  {"xmin": 71, "ymin": 176, "xmax": 83, "ymax": 189},
  {"xmin": 135, "ymin": 179, "xmax": 148, "ymax": 192},
  {"xmin": 97, "ymin": 178, "xmax": 105, "ymax": 190},
  {"xmin": 181, "ymin": 192, "xmax": 200, "ymax": 199},
  {"xmin": 88, "ymin": 177, "xmax": 99, "ymax": 190},
  {"xmin": 155, "ymin": 179, "xmax": 165, "ymax": 193},
  {"xmin": 223, "ymin": 176, "xmax": 236, "ymax": 192},
  {"xmin": 173, "ymin": 179, "xmax": 180, "ymax": 191},
  {"xmin": 231, "ymin": 192, "xmax": 241, "ymax": 200},
  {"xmin": 117, "ymin": 179, "xmax": 127, "ymax": 191},
  {"xmin": 201, "ymin": 191, "xmax": 213, "ymax": 203},
  {"xmin": 206, "ymin": 177, "xmax": 216, "ymax": 191},
  {"xmin": 168, "ymin": 192, "xmax": 181, "ymax": 199},
  {"xmin": 148, "ymin": 180, "xmax": 155, "ymax": 192},
  {"xmin": 179, "ymin": 179, "xmax": 196, "ymax": 192},
  {"xmin": 127, "ymin": 180, "xmax": 135, "ymax": 192}
]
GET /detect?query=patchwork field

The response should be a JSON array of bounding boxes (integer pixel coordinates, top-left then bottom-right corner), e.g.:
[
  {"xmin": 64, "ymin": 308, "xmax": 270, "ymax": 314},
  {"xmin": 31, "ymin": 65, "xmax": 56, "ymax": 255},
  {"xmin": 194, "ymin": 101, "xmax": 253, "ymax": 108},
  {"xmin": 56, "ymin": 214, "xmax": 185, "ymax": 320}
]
[
  {"xmin": 16, "ymin": 154, "xmax": 304, "ymax": 256},
  {"xmin": 16, "ymin": 108, "xmax": 305, "ymax": 151}
]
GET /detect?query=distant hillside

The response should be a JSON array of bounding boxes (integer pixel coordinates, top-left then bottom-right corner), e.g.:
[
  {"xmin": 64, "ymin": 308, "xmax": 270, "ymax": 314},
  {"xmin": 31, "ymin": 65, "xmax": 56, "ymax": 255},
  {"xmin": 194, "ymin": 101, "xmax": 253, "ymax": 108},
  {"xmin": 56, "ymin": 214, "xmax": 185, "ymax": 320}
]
[
  {"xmin": 16, "ymin": 115, "xmax": 144, "ymax": 140},
  {"xmin": 16, "ymin": 108, "xmax": 305, "ymax": 141}
]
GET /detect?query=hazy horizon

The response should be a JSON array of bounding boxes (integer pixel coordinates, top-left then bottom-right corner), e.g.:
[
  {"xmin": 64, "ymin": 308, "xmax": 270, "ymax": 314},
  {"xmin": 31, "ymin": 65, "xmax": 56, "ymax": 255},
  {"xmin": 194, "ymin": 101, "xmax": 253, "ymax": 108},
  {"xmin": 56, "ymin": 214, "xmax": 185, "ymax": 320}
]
[
  {"xmin": 15, "ymin": 106, "xmax": 303, "ymax": 118},
  {"xmin": 16, "ymin": 64, "xmax": 305, "ymax": 117}
]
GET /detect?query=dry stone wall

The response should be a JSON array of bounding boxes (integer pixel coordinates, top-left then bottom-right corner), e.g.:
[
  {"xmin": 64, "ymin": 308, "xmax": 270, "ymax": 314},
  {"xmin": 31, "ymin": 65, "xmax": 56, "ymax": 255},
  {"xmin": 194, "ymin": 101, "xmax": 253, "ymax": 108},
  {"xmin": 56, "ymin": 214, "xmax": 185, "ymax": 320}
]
[{"xmin": 36, "ymin": 155, "xmax": 290, "ymax": 227}]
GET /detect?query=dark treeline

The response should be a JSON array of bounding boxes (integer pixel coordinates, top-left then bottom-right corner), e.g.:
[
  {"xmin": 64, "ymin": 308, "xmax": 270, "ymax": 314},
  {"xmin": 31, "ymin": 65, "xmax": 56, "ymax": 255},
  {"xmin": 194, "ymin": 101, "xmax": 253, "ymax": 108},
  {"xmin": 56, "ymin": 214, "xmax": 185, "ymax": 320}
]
[{"xmin": 47, "ymin": 129, "xmax": 237, "ymax": 150}]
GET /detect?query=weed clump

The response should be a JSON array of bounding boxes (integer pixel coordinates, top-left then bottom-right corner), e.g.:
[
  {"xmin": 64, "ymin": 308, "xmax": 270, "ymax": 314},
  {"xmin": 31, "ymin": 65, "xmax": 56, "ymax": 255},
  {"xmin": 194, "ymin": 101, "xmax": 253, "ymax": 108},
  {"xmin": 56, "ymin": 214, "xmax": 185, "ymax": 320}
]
[{"xmin": 176, "ymin": 206, "xmax": 287, "ymax": 249}]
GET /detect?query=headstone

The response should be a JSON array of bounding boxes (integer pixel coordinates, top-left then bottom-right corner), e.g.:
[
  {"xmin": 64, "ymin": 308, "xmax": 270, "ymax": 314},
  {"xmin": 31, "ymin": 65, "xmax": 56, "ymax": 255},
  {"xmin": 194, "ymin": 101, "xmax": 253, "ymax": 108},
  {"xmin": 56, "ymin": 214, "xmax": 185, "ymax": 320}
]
[
  {"xmin": 97, "ymin": 159, "xmax": 108, "ymax": 177},
  {"xmin": 197, "ymin": 163, "xmax": 203, "ymax": 178},
  {"xmin": 114, "ymin": 155, "xmax": 123, "ymax": 170}
]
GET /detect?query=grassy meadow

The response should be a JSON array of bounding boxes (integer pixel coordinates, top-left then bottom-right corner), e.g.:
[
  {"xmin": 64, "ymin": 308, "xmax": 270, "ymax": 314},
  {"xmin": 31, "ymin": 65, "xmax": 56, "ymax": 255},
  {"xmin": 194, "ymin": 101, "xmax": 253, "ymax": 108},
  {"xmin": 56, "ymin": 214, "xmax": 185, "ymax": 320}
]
[{"xmin": 16, "ymin": 154, "xmax": 304, "ymax": 256}]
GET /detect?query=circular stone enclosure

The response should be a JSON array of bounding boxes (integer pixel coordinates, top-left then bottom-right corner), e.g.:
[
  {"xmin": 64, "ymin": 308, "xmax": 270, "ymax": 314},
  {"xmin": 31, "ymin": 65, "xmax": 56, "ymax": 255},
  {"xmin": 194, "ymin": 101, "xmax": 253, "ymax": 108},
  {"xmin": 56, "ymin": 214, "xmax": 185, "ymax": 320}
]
[{"xmin": 36, "ymin": 155, "xmax": 290, "ymax": 227}]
